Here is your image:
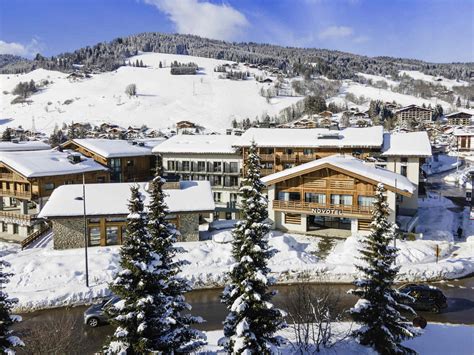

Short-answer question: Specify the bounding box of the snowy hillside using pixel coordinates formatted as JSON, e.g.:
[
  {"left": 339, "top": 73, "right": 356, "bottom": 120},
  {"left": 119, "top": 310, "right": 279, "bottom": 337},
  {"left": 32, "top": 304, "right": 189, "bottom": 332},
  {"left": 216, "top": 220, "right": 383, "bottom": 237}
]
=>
[{"left": 0, "top": 53, "right": 301, "bottom": 133}]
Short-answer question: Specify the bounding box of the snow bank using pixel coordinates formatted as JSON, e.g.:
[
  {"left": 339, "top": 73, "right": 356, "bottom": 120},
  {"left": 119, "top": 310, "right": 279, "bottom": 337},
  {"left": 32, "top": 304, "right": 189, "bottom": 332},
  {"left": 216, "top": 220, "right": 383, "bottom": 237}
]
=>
[
  {"left": 202, "top": 322, "right": 474, "bottom": 354},
  {"left": 422, "top": 154, "right": 462, "bottom": 176}
]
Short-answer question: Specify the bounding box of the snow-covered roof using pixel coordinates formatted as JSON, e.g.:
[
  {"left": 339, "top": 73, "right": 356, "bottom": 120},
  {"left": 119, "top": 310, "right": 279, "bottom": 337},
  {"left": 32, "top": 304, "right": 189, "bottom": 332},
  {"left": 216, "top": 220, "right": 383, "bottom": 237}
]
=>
[
  {"left": 153, "top": 134, "right": 239, "bottom": 154},
  {"left": 0, "top": 150, "right": 108, "bottom": 178},
  {"left": 0, "top": 140, "right": 51, "bottom": 152},
  {"left": 70, "top": 139, "right": 165, "bottom": 158},
  {"left": 395, "top": 104, "right": 433, "bottom": 113},
  {"left": 261, "top": 155, "right": 414, "bottom": 195},
  {"left": 39, "top": 181, "right": 215, "bottom": 218},
  {"left": 233, "top": 126, "right": 384, "bottom": 148},
  {"left": 445, "top": 111, "right": 473, "bottom": 118},
  {"left": 382, "top": 132, "right": 432, "bottom": 157},
  {"left": 453, "top": 127, "right": 474, "bottom": 136}
]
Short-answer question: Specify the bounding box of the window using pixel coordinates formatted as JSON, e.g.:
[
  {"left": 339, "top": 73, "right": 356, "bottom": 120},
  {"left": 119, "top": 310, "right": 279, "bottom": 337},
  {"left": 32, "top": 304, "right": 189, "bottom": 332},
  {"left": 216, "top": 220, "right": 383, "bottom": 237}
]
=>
[
  {"left": 97, "top": 177, "right": 106, "bottom": 183},
  {"left": 284, "top": 148, "right": 293, "bottom": 155},
  {"left": 88, "top": 227, "right": 101, "bottom": 246},
  {"left": 2, "top": 224, "right": 7, "bottom": 232},
  {"left": 167, "top": 160, "right": 176, "bottom": 171},
  {"left": 126, "top": 160, "right": 134, "bottom": 167},
  {"left": 225, "top": 212, "right": 232, "bottom": 220},
  {"left": 88, "top": 218, "right": 100, "bottom": 223},
  {"left": 260, "top": 148, "right": 273, "bottom": 155},
  {"left": 44, "top": 183, "right": 55, "bottom": 191},
  {"left": 106, "top": 226, "right": 119, "bottom": 245},
  {"left": 213, "top": 162, "right": 222, "bottom": 172},
  {"left": 121, "top": 225, "right": 127, "bottom": 241},
  {"left": 210, "top": 175, "right": 221, "bottom": 186},
  {"left": 229, "top": 162, "right": 238, "bottom": 173},
  {"left": 400, "top": 165, "right": 407, "bottom": 177},
  {"left": 106, "top": 217, "right": 126, "bottom": 222},
  {"left": 13, "top": 224, "right": 19, "bottom": 234},
  {"left": 181, "top": 175, "right": 190, "bottom": 181},
  {"left": 181, "top": 161, "right": 190, "bottom": 171},
  {"left": 401, "top": 157, "right": 408, "bottom": 163},
  {"left": 278, "top": 192, "right": 300, "bottom": 201},
  {"left": 109, "top": 158, "right": 122, "bottom": 182},
  {"left": 358, "top": 196, "right": 376, "bottom": 207},
  {"left": 283, "top": 163, "right": 295, "bottom": 169},
  {"left": 303, "top": 149, "right": 314, "bottom": 156},
  {"left": 213, "top": 192, "right": 222, "bottom": 202},
  {"left": 224, "top": 176, "right": 239, "bottom": 187},
  {"left": 331, "top": 194, "right": 353, "bottom": 206},
  {"left": 213, "top": 212, "right": 220, "bottom": 221},
  {"left": 230, "top": 193, "right": 238, "bottom": 202},
  {"left": 305, "top": 193, "right": 326, "bottom": 204},
  {"left": 197, "top": 161, "right": 206, "bottom": 172}
]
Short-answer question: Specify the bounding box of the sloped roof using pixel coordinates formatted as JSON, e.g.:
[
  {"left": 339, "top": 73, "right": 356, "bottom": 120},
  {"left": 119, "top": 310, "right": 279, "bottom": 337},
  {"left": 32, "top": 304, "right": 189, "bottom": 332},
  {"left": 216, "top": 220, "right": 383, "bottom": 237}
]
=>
[
  {"left": 261, "top": 154, "right": 414, "bottom": 196},
  {"left": 153, "top": 134, "right": 239, "bottom": 154},
  {"left": 0, "top": 141, "right": 51, "bottom": 152},
  {"left": 0, "top": 150, "right": 108, "bottom": 178},
  {"left": 382, "top": 132, "right": 432, "bottom": 157},
  {"left": 69, "top": 139, "right": 164, "bottom": 158},
  {"left": 38, "top": 181, "right": 215, "bottom": 218}
]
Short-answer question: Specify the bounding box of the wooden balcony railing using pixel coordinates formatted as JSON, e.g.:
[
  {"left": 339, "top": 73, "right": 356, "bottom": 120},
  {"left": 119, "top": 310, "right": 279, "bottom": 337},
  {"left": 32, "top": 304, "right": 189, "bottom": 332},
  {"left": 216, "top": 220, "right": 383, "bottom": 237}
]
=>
[
  {"left": 0, "top": 210, "right": 37, "bottom": 222},
  {"left": 0, "top": 173, "right": 28, "bottom": 182},
  {"left": 260, "top": 168, "right": 275, "bottom": 176},
  {"left": 279, "top": 154, "right": 298, "bottom": 162},
  {"left": 21, "top": 222, "right": 51, "bottom": 250},
  {"left": 299, "top": 154, "right": 319, "bottom": 163},
  {"left": 272, "top": 200, "right": 373, "bottom": 217},
  {"left": 0, "top": 189, "right": 32, "bottom": 199},
  {"left": 259, "top": 154, "right": 275, "bottom": 161}
]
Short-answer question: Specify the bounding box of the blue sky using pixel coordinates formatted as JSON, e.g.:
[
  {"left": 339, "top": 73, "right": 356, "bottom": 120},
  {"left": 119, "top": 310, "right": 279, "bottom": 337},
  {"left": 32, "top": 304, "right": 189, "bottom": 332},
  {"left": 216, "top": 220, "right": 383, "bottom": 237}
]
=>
[{"left": 0, "top": 0, "right": 473, "bottom": 63}]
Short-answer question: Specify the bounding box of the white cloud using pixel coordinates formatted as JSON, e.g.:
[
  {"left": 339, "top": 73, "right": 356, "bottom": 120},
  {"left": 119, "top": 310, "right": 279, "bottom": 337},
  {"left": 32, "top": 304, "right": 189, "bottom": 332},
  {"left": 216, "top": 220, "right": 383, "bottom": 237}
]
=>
[
  {"left": 144, "top": 0, "right": 249, "bottom": 41},
  {"left": 0, "top": 38, "right": 43, "bottom": 57},
  {"left": 318, "top": 26, "right": 354, "bottom": 40}
]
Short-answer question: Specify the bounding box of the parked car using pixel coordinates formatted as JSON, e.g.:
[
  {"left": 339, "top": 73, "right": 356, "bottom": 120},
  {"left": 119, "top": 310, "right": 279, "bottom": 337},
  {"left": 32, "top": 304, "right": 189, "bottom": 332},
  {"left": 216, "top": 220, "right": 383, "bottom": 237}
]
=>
[
  {"left": 84, "top": 296, "right": 120, "bottom": 327},
  {"left": 398, "top": 284, "right": 448, "bottom": 313}
]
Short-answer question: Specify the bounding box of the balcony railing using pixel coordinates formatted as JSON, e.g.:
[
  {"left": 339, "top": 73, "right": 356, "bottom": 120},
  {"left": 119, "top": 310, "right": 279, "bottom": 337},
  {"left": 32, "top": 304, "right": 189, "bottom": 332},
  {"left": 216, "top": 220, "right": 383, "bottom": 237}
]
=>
[
  {"left": 0, "top": 210, "right": 38, "bottom": 221},
  {"left": 272, "top": 200, "right": 373, "bottom": 217},
  {"left": 279, "top": 154, "right": 298, "bottom": 162},
  {"left": 259, "top": 154, "right": 275, "bottom": 161},
  {"left": 0, "top": 189, "right": 32, "bottom": 199},
  {"left": 260, "top": 168, "right": 275, "bottom": 176},
  {"left": 299, "top": 154, "right": 319, "bottom": 163}
]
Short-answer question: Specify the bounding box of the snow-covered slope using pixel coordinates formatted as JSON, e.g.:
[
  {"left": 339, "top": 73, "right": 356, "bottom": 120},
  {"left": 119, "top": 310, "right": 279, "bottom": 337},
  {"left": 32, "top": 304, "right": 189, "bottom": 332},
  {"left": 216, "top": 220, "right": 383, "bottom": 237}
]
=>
[
  {"left": 400, "top": 70, "right": 469, "bottom": 89},
  {"left": 0, "top": 53, "right": 301, "bottom": 133}
]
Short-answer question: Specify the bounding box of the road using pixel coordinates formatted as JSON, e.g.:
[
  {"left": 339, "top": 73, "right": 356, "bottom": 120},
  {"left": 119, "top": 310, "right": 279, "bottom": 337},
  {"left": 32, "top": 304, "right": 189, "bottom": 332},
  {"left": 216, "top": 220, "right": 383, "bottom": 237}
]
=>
[{"left": 14, "top": 277, "right": 474, "bottom": 354}]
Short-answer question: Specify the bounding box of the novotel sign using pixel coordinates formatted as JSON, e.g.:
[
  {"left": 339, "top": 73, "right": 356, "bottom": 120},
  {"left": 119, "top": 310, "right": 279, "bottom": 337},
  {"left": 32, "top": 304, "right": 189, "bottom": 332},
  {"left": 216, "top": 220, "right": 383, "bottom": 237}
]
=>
[{"left": 311, "top": 208, "right": 343, "bottom": 216}]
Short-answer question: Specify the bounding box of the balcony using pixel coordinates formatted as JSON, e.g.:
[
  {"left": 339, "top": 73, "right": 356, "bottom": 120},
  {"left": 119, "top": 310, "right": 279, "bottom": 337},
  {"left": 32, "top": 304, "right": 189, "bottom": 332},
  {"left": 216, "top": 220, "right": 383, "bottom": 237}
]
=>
[
  {"left": 0, "top": 189, "right": 32, "bottom": 199},
  {"left": 298, "top": 154, "right": 319, "bottom": 163},
  {"left": 259, "top": 154, "right": 275, "bottom": 161},
  {"left": 272, "top": 200, "right": 373, "bottom": 218},
  {"left": 260, "top": 168, "right": 275, "bottom": 176},
  {"left": 279, "top": 154, "right": 298, "bottom": 163}
]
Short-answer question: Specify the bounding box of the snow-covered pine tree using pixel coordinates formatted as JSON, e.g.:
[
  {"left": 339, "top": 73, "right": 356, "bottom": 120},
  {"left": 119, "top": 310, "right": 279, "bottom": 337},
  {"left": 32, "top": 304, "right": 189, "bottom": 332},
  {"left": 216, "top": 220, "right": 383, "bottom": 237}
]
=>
[
  {"left": 103, "top": 185, "right": 163, "bottom": 354},
  {"left": 220, "top": 141, "right": 286, "bottom": 354},
  {"left": 0, "top": 259, "right": 23, "bottom": 353},
  {"left": 349, "top": 183, "right": 419, "bottom": 355},
  {"left": 146, "top": 173, "right": 206, "bottom": 352}
]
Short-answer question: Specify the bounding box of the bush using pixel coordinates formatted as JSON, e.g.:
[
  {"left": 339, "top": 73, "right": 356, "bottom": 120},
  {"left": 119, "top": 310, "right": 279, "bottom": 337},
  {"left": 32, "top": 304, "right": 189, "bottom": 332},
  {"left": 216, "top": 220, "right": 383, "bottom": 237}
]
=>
[
  {"left": 125, "top": 83, "right": 137, "bottom": 96},
  {"left": 11, "top": 96, "right": 32, "bottom": 105},
  {"left": 63, "top": 99, "right": 74, "bottom": 105}
]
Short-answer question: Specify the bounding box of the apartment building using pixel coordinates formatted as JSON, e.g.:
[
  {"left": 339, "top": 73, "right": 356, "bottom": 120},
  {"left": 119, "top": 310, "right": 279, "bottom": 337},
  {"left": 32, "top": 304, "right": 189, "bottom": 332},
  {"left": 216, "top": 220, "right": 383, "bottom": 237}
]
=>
[
  {"left": 153, "top": 134, "right": 242, "bottom": 220},
  {"left": 0, "top": 149, "right": 109, "bottom": 240},
  {"left": 395, "top": 104, "right": 433, "bottom": 127},
  {"left": 62, "top": 138, "right": 164, "bottom": 182},
  {"left": 445, "top": 112, "right": 473, "bottom": 126}
]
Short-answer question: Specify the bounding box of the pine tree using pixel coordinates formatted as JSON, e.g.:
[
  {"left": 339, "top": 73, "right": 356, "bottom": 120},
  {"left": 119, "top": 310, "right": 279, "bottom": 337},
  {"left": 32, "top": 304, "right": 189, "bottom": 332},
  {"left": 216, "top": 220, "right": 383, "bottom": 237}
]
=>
[
  {"left": 1, "top": 128, "right": 12, "bottom": 142},
  {"left": 456, "top": 96, "right": 462, "bottom": 107},
  {"left": 146, "top": 172, "right": 206, "bottom": 352},
  {"left": 104, "top": 186, "right": 163, "bottom": 354},
  {"left": 220, "top": 141, "right": 286, "bottom": 354},
  {"left": 0, "top": 259, "right": 24, "bottom": 353},
  {"left": 349, "top": 183, "right": 419, "bottom": 355},
  {"left": 67, "top": 123, "right": 77, "bottom": 140}
]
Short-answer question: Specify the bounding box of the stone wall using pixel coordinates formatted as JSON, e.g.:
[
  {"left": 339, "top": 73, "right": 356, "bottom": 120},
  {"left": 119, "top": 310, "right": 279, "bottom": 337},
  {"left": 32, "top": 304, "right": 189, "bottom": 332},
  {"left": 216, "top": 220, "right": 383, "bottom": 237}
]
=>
[
  {"left": 53, "top": 218, "right": 84, "bottom": 250},
  {"left": 177, "top": 213, "right": 199, "bottom": 242}
]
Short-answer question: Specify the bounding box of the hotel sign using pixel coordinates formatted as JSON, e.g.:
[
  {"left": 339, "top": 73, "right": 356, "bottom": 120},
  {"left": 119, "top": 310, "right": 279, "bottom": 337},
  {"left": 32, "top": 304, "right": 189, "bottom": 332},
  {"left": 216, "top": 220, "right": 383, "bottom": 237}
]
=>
[{"left": 311, "top": 208, "right": 343, "bottom": 216}]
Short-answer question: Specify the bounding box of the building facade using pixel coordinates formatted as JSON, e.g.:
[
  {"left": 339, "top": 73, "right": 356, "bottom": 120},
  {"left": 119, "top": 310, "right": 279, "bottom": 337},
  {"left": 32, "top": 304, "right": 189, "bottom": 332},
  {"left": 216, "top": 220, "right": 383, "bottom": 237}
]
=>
[
  {"left": 395, "top": 105, "right": 433, "bottom": 127},
  {"left": 153, "top": 135, "right": 242, "bottom": 220},
  {"left": 38, "top": 181, "right": 215, "bottom": 249},
  {"left": 446, "top": 112, "right": 473, "bottom": 126},
  {"left": 454, "top": 127, "right": 474, "bottom": 151},
  {"left": 62, "top": 138, "right": 164, "bottom": 182},
  {"left": 0, "top": 150, "right": 109, "bottom": 240}
]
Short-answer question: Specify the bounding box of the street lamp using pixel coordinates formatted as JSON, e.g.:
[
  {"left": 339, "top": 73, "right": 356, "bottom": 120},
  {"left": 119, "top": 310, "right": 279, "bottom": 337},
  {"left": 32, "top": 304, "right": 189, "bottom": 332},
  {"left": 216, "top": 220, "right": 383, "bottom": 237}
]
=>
[{"left": 74, "top": 173, "right": 89, "bottom": 288}]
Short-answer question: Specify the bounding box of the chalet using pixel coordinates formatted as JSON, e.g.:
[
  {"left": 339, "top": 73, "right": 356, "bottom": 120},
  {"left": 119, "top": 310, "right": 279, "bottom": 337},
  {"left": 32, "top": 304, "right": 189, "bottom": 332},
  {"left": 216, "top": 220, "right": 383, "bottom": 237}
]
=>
[
  {"left": 176, "top": 121, "right": 196, "bottom": 130},
  {"left": 445, "top": 112, "right": 473, "bottom": 126},
  {"left": 262, "top": 155, "right": 414, "bottom": 237},
  {"left": 153, "top": 134, "right": 242, "bottom": 220},
  {"left": 62, "top": 138, "right": 165, "bottom": 182},
  {"left": 0, "top": 150, "right": 109, "bottom": 241},
  {"left": 395, "top": 105, "right": 433, "bottom": 127},
  {"left": 319, "top": 111, "right": 333, "bottom": 118},
  {"left": 39, "top": 181, "right": 215, "bottom": 249},
  {"left": 453, "top": 127, "right": 474, "bottom": 151}
]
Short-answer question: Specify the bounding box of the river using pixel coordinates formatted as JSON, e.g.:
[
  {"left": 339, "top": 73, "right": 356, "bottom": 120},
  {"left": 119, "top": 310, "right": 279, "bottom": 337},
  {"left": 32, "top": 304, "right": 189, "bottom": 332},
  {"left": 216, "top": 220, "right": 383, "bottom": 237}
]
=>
[{"left": 14, "top": 277, "right": 474, "bottom": 354}]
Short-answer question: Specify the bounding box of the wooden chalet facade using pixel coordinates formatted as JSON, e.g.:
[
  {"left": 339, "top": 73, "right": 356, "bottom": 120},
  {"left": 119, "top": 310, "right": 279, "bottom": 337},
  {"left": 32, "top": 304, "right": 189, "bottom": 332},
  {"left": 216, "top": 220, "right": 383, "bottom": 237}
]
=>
[
  {"left": 262, "top": 155, "right": 414, "bottom": 236},
  {"left": 446, "top": 112, "right": 472, "bottom": 126},
  {"left": 63, "top": 139, "right": 160, "bottom": 182},
  {"left": 395, "top": 105, "right": 433, "bottom": 127}
]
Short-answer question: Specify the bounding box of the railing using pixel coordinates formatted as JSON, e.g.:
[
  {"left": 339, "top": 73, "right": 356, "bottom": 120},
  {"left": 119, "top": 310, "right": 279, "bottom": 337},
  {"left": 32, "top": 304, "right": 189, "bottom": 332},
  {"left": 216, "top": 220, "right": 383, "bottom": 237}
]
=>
[
  {"left": 261, "top": 168, "right": 275, "bottom": 176},
  {"left": 259, "top": 154, "right": 275, "bottom": 161},
  {"left": 0, "top": 210, "right": 37, "bottom": 222},
  {"left": 279, "top": 154, "right": 298, "bottom": 162},
  {"left": 272, "top": 200, "right": 373, "bottom": 217},
  {"left": 21, "top": 222, "right": 52, "bottom": 250},
  {"left": 299, "top": 154, "right": 319, "bottom": 163},
  {"left": 0, "top": 189, "right": 32, "bottom": 199}
]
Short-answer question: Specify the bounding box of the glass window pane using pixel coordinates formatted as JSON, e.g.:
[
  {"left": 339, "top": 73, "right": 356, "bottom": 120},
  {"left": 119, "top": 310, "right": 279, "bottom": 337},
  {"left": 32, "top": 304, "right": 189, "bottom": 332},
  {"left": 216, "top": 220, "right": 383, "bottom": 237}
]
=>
[
  {"left": 89, "top": 227, "right": 101, "bottom": 246},
  {"left": 106, "top": 226, "right": 119, "bottom": 245}
]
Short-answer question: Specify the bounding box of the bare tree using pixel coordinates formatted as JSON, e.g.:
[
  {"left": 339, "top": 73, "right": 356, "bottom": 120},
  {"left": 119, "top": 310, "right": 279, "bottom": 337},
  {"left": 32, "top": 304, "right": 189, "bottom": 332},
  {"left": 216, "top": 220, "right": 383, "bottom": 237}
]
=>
[{"left": 283, "top": 274, "right": 351, "bottom": 353}]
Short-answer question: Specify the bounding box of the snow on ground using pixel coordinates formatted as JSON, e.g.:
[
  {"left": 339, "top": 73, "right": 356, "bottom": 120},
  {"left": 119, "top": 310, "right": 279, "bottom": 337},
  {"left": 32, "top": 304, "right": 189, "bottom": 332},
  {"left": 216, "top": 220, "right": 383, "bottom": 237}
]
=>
[
  {"left": 422, "top": 154, "right": 462, "bottom": 176},
  {"left": 399, "top": 70, "right": 469, "bottom": 90},
  {"left": 202, "top": 322, "right": 474, "bottom": 354},
  {"left": 356, "top": 72, "right": 399, "bottom": 88},
  {"left": 444, "top": 166, "right": 473, "bottom": 189},
  {"left": 0, "top": 53, "right": 302, "bottom": 133}
]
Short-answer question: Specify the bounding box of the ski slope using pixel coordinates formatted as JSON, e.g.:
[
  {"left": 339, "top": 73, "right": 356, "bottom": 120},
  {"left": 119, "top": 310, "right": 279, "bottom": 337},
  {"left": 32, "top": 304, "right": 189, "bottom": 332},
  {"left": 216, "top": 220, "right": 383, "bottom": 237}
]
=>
[{"left": 0, "top": 53, "right": 301, "bottom": 133}]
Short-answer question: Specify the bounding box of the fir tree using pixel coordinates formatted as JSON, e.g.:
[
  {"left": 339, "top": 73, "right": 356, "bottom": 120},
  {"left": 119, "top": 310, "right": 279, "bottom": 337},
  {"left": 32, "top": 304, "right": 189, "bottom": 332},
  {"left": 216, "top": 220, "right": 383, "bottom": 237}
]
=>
[
  {"left": 145, "top": 172, "right": 206, "bottom": 352},
  {"left": 104, "top": 186, "right": 163, "bottom": 354},
  {"left": 0, "top": 259, "right": 24, "bottom": 353},
  {"left": 349, "top": 183, "right": 419, "bottom": 355},
  {"left": 456, "top": 96, "right": 462, "bottom": 107},
  {"left": 1, "top": 128, "right": 12, "bottom": 142},
  {"left": 220, "top": 141, "right": 286, "bottom": 354}
]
